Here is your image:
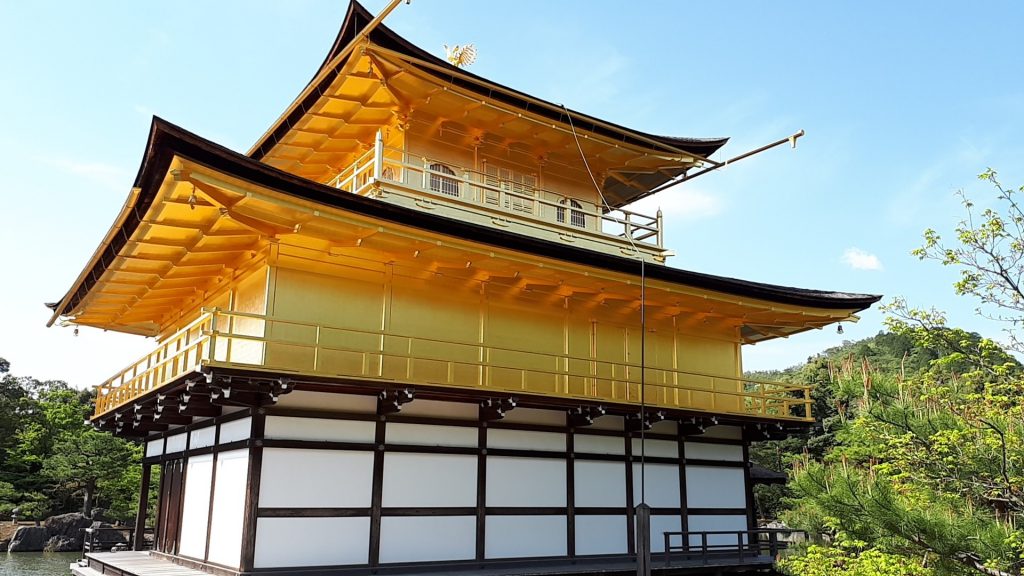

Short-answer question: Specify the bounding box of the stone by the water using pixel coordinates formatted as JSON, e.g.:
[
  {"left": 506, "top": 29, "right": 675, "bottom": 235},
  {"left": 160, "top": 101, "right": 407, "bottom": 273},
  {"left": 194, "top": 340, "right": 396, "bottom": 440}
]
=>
[
  {"left": 44, "top": 535, "right": 79, "bottom": 552},
  {"left": 0, "top": 539, "right": 8, "bottom": 553},
  {"left": 89, "top": 521, "right": 128, "bottom": 547},
  {"left": 8, "top": 525, "right": 49, "bottom": 552},
  {"left": 45, "top": 513, "right": 93, "bottom": 540}
]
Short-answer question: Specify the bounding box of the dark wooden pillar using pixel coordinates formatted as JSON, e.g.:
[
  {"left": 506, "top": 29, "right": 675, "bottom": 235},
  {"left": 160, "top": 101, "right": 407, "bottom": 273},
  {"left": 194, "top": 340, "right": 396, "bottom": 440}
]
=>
[
  {"left": 635, "top": 502, "right": 651, "bottom": 576},
  {"left": 475, "top": 418, "right": 487, "bottom": 563},
  {"left": 742, "top": 441, "right": 756, "bottom": 532},
  {"left": 368, "top": 415, "right": 387, "bottom": 567},
  {"left": 133, "top": 463, "right": 152, "bottom": 551},
  {"left": 239, "top": 409, "right": 266, "bottom": 573},
  {"left": 624, "top": 431, "right": 636, "bottom": 556}
]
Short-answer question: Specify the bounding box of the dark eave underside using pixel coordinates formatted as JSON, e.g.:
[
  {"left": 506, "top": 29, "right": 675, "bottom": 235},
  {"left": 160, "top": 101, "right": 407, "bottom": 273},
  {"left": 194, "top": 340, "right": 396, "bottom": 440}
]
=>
[
  {"left": 249, "top": 1, "right": 728, "bottom": 170},
  {"left": 49, "top": 117, "right": 880, "bottom": 320}
]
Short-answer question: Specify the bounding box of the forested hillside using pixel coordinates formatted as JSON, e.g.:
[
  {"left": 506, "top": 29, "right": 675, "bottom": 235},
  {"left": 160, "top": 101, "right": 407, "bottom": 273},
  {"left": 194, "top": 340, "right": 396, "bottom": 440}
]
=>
[{"left": 761, "top": 171, "right": 1024, "bottom": 576}]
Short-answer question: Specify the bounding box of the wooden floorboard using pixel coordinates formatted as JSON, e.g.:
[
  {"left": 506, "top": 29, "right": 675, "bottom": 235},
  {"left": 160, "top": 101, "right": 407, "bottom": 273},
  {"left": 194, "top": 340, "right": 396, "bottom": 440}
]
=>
[
  {"left": 84, "top": 552, "right": 210, "bottom": 576},
  {"left": 83, "top": 551, "right": 772, "bottom": 576}
]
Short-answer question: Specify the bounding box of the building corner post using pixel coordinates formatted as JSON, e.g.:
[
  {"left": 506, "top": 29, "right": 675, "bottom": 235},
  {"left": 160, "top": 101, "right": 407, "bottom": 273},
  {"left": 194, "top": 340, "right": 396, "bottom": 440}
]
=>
[
  {"left": 133, "top": 463, "right": 152, "bottom": 551},
  {"left": 636, "top": 502, "right": 651, "bottom": 576}
]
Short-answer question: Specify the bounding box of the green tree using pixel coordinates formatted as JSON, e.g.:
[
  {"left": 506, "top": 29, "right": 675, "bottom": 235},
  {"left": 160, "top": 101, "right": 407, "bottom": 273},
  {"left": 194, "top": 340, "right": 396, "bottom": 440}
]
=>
[
  {"left": 780, "top": 535, "right": 935, "bottom": 576},
  {"left": 784, "top": 172, "right": 1024, "bottom": 576},
  {"left": 42, "top": 429, "right": 140, "bottom": 518}
]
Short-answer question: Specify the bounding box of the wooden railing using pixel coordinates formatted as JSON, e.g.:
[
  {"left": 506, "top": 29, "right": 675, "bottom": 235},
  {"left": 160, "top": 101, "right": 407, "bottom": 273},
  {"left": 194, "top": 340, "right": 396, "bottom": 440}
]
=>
[
  {"left": 661, "top": 529, "right": 805, "bottom": 567},
  {"left": 93, "top": 309, "right": 812, "bottom": 421},
  {"left": 327, "top": 131, "right": 664, "bottom": 251}
]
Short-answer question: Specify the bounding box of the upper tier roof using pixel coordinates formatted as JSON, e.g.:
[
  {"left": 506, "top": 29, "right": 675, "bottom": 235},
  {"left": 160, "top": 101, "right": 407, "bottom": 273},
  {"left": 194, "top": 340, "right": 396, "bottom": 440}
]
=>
[
  {"left": 47, "top": 117, "right": 880, "bottom": 335},
  {"left": 247, "top": 0, "right": 729, "bottom": 208}
]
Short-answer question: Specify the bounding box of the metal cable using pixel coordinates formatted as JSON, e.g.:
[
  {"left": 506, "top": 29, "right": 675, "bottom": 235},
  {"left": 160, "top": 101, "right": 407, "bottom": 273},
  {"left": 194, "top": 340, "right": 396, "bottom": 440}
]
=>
[{"left": 561, "top": 104, "right": 649, "bottom": 504}]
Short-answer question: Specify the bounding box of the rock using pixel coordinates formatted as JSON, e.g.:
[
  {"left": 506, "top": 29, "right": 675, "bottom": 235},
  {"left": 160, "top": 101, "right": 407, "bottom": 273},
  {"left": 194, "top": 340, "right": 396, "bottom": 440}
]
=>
[
  {"left": 88, "top": 521, "right": 128, "bottom": 548},
  {"left": 44, "top": 535, "right": 79, "bottom": 552},
  {"left": 45, "top": 513, "right": 93, "bottom": 539},
  {"left": 8, "top": 526, "right": 49, "bottom": 552},
  {"left": 0, "top": 539, "right": 8, "bottom": 553}
]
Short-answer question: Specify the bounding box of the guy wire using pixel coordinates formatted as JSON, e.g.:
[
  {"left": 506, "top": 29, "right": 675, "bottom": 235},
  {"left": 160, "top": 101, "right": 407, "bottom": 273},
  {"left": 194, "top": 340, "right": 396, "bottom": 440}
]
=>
[{"left": 561, "top": 104, "right": 648, "bottom": 505}]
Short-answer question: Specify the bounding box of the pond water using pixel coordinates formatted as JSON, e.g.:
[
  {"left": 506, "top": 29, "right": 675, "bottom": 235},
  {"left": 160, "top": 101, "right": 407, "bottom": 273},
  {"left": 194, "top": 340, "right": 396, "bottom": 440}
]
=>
[{"left": 0, "top": 553, "right": 79, "bottom": 575}]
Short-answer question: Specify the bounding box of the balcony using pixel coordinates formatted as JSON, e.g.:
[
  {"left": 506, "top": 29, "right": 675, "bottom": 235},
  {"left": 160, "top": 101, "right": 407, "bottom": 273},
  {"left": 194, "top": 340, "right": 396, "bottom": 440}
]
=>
[
  {"left": 93, "top": 309, "right": 812, "bottom": 422},
  {"left": 327, "top": 133, "right": 668, "bottom": 261}
]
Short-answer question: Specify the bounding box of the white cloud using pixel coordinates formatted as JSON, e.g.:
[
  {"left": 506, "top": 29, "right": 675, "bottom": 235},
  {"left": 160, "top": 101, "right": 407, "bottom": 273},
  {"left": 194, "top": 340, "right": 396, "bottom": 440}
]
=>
[
  {"left": 624, "top": 186, "right": 723, "bottom": 221},
  {"left": 841, "top": 247, "right": 883, "bottom": 271},
  {"left": 48, "top": 158, "right": 131, "bottom": 192}
]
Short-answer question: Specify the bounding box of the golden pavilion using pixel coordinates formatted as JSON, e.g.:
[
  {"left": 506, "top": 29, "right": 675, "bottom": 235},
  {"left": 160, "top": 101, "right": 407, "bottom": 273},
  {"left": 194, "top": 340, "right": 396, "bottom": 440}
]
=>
[{"left": 54, "top": 2, "right": 879, "bottom": 575}]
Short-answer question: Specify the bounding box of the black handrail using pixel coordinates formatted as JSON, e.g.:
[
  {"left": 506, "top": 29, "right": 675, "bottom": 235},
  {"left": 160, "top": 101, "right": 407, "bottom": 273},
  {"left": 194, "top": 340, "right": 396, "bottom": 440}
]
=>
[
  {"left": 661, "top": 529, "right": 806, "bottom": 567},
  {"left": 82, "top": 526, "right": 154, "bottom": 556}
]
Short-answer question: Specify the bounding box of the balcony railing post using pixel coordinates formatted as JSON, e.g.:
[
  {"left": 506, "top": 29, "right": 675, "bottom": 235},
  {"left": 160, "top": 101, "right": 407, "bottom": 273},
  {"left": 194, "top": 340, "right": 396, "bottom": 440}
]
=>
[
  {"left": 373, "top": 130, "right": 384, "bottom": 181},
  {"left": 209, "top": 309, "right": 219, "bottom": 363},
  {"left": 656, "top": 209, "right": 664, "bottom": 248}
]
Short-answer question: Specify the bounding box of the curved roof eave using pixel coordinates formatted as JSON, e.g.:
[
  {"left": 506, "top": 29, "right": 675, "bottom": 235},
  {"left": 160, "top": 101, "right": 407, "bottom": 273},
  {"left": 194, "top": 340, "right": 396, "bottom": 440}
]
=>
[
  {"left": 249, "top": 0, "right": 729, "bottom": 164},
  {"left": 48, "top": 117, "right": 881, "bottom": 324}
]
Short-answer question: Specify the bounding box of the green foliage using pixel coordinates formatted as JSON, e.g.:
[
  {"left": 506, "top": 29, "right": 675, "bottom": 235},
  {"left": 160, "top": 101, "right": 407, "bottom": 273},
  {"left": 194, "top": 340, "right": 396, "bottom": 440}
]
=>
[
  {"left": 780, "top": 536, "right": 935, "bottom": 576},
  {"left": 43, "top": 429, "right": 140, "bottom": 517},
  {"left": 912, "top": 169, "right": 1024, "bottom": 353},
  {"left": 0, "top": 356, "right": 142, "bottom": 522},
  {"left": 760, "top": 172, "right": 1024, "bottom": 576}
]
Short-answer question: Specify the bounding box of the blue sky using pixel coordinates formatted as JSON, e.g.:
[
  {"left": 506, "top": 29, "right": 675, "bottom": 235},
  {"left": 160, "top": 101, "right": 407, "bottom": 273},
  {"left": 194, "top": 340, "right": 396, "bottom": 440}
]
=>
[{"left": 2, "top": 1, "right": 1023, "bottom": 387}]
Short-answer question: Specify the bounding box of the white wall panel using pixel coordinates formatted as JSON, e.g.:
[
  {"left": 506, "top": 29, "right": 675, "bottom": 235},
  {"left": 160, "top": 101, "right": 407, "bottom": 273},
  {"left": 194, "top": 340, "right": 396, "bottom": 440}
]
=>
[
  {"left": 207, "top": 449, "right": 248, "bottom": 568},
  {"left": 145, "top": 439, "right": 164, "bottom": 458},
  {"left": 575, "top": 515, "right": 627, "bottom": 555},
  {"left": 500, "top": 407, "right": 565, "bottom": 426},
  {"left": 219, "top": 417, "right": 252, "bottom": 444},
  {"left": 698, "top": 426, "right": 742, "bottom": 440},
  {"left": 398, "top": 399, "right": 477, "bottom": 420},
  {"left": 632, "top": 463, "right": 680, "bottom": 508},
  {"left": 274, "top": 391, "right": 377, "bottom": 413},
  {"left": 386, "top": 423, "right": 477, "bottom": 448},
  {"left": 189, "top": 426, "right": 216, "bottom": 450},
  {"left": 260, "top": 449, "right": 373, "bottom": 508},
  {"left": 684, "top": 442, "right": 744, "bottom": 462},
  {"left": 383, "top": 453, "right": 476, "bottom": 507},
  {"left": 687, "top": 514, "right": 748, "bottom": 546},
  {"left": 631, "top": 438, "right": 677, "bottom": 458},
  {"left": 165, "top": 433, "right": 187, "bottom": 454},
  {"left": 573, "top": 461, "right": 625, "bottom": 507},
  {"left": 589, "top": 415, "right": 624, "bottom": 431},
  {"left": 649, "top": 515, "right": 681, "bottom": 553},
  {"left": 574, "top": 434, "right": 624, "bottom": 455},
  {"left": 651, "top": 420, "right": 678, "bottom": 435},
  {"left": 487, "top": 457, "right": 565, "bottom": 507},
  {"left": 254, "top": 517, "right": 370, "bottom": 568},
  {"left": 486, "top": 516, "right": 567, "bottom": 558},
  {"left": 685, "top": 466, "right": 747, "bottom": 508},
  {"left": 379, "top": 516, "right": 476, "bottom": 563},
  {"left": 488, "top": 429, "right": 565, "bottom": 452},
  {"left": 265, "top": 416, "right": 375, "bottom": 443},
  {"left": 178, "top": 455, "right": 213, "bottom": 560}
]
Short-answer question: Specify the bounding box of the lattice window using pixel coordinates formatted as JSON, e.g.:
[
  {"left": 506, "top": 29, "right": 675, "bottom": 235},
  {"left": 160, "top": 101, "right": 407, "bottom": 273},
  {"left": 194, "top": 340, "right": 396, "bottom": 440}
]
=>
[
  {"left": 557, "top": 198, "right": 586, "bottom": 228},
  {"left": 483, "top": 163, "right": 536, "bottom": 214},
  {"left": 428, "top": 163, "right": 459, "bottom": 197}
]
